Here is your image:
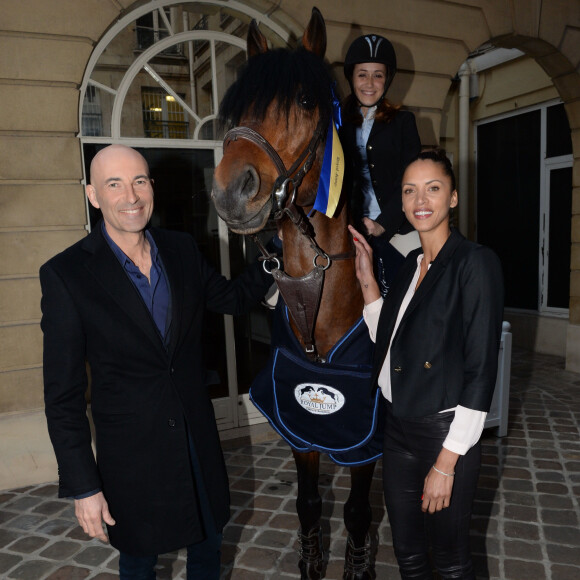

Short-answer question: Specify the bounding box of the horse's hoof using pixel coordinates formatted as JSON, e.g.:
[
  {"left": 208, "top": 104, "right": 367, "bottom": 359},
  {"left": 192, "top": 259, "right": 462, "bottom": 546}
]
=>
[
  {"left": 299, "top": 560, "right": 324, "bottom": 580},
  {"left": 298, "top": 526, "right": 325, "bottom": 579},
  {"left": 343, "top": 534, "right": 375, "bottom": 580}
]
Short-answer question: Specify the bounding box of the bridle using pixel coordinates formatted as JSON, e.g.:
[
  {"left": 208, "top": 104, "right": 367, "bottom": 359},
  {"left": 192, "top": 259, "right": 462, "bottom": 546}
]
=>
[
  {"left": 223, "top": 117, "right": 327, "bottom": 217},
  {"left": 222, "top": 115, "right": 353, "bottom": 362}
]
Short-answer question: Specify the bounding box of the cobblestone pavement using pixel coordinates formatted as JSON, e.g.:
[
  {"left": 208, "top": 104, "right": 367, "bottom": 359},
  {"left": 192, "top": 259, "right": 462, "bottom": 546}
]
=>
[{"left": 0, "top": 347, "right": 579, "bottom": 579}]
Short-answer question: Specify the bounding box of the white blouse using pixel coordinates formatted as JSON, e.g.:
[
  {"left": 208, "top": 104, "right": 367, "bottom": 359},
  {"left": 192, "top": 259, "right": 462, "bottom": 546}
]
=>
[{"left": 363, "top": 254, "right": 486, "bottom": 455}]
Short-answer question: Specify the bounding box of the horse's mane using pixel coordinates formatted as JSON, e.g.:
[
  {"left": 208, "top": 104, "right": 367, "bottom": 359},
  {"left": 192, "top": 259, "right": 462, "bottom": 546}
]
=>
[{"left": 219, "top": 47, "right": 334, "bottom": 128}]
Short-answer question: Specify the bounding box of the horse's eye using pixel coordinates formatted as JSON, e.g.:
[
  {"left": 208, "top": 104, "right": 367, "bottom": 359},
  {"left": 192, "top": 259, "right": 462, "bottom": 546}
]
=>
[{"left": 298, "top": 92, "right": 316, "bottom": 110}]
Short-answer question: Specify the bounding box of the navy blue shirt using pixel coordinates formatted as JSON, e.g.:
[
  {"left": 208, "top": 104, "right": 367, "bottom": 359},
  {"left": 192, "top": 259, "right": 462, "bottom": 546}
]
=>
[{"left": 102, "top": 222, "right": 171, "bottom": 341}]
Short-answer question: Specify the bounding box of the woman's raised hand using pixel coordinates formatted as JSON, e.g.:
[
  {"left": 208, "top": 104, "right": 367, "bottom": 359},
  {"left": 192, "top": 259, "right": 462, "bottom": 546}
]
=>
[{"left": 349, "top": 225, "right": 381, "bottom": 304}]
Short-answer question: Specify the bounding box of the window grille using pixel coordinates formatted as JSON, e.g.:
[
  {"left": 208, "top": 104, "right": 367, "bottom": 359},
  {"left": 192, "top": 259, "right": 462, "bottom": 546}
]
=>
[
  {"left": 193, "top": 16, "right": 209, "bottom": 53},
  {"left": 135, "top": 10, "right": 182, "bottom": 56},
  {"left": 220, "top": 11, "right": 233, "bottom": 29},
  {"left": 142, "top": 87, "right": 189, "bottom": 139},
  {"left": 82, "top": 85, "right": 103, "bottom": 137}
]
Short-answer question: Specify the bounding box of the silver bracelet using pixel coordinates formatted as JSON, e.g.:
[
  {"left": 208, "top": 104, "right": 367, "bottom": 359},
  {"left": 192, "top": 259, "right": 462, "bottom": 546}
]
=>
[{"left": 432, "top": 465, "right": 455, "bottom": 477}]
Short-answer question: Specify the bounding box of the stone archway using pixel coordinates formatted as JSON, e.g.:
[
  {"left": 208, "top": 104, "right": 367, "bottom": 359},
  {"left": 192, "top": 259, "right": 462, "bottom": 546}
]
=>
[{"left": 486, "top": 34, "right": 580, "bottom": 372}]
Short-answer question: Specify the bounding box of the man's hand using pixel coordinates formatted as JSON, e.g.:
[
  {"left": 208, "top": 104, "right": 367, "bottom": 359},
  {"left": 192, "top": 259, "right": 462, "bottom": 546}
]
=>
[
  {"left": 362, "top": 217, "right": 386, "bottom": 237},
  {"left": 74, "top": 492, "right": 115, "bottom": 542}
]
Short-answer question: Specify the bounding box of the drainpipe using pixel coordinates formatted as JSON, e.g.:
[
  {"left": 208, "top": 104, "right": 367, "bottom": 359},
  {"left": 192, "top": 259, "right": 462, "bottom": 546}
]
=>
[{"left": 458, "top": 61, "right": 471, "bottom": 236}]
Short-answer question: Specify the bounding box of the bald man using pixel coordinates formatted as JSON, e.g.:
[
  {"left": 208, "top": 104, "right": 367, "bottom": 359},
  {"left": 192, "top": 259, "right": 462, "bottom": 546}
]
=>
[{"left": 40, "top": 145, "right": 271, "bottom": 579}]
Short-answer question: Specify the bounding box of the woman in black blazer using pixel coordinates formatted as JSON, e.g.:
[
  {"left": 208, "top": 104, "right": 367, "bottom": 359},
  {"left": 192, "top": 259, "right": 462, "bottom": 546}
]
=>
[
  {"left": 340, "top": 34, "right": 421, "bottom": 294},
  {"left": 349, "top": 150, "right": 504, "bottom": 579}
]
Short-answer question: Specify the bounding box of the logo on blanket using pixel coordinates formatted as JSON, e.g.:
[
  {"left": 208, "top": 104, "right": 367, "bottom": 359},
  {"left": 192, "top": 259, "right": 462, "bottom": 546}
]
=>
[{"left": 294, "top": 383, "right": 345, "bottom": 415}]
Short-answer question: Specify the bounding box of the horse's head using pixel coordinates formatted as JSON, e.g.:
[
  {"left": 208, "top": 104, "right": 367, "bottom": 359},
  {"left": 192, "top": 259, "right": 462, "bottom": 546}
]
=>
[{"left": 211, "top": 8, "right": 332, "bottom": 234}]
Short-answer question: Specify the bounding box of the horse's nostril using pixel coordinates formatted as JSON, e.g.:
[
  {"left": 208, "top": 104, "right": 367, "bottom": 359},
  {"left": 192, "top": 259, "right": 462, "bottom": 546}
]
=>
[{"left": 240, "top": 165, "right": 260, "bottom": 200}]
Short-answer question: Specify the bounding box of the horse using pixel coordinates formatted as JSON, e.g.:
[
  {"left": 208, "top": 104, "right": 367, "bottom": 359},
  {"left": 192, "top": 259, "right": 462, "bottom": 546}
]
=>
[{"left": 212, "top": 8, "right": 379, "bottom": 580}]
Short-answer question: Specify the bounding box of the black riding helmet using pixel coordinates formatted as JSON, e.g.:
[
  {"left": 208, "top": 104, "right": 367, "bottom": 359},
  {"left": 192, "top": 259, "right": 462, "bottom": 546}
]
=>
[{"left": 344, "top": 35, "right": 397, "bottom": 103}]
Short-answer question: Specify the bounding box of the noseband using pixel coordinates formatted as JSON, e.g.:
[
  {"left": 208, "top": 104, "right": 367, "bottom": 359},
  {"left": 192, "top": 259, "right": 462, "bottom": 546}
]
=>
[{"left": 223, "top": 118, "right": 327, "bottom": 216}]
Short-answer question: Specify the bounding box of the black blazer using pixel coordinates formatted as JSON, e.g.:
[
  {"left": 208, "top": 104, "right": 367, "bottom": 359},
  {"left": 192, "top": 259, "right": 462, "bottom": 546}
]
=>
[
  {"left": 340, "top": 110, "right": 421, "bottom": 240},
  {"left": 372, "top": 229, "right": 504, "bottom": 418},
  {"left": 40, "top": 224, "right": 271, "bottom": 556}
]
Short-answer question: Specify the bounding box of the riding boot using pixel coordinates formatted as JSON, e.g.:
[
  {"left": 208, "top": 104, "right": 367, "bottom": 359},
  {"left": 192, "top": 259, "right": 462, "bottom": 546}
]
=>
[
  {"left": 298, "top": 526, "right": 324, "bottom": 579},
  {"left": 343, "top": 534, "right": 375, "bottom": 580}
]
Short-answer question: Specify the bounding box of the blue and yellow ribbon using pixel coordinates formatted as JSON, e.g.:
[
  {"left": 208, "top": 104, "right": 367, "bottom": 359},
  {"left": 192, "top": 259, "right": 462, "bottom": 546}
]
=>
[{"left": 312, "top": 122, "right": 344, "bottom": 218}]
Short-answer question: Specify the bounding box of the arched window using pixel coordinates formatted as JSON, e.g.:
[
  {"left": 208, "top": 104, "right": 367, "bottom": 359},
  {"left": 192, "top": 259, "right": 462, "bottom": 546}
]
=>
[{"left": 80, "top": 1, "right": 289, "bottom": 141}]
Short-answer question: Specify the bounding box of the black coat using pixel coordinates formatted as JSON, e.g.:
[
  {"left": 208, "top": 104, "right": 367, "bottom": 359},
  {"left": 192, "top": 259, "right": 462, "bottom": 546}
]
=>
[
  {"left": 340, "top": 110, "right": 421, "bottom": 240},
  {"left": 371, "top": 229, "right": 504, "bottom": 418},
  {"left": 40, "top": 224, "right": 271, "bottom": 556}
]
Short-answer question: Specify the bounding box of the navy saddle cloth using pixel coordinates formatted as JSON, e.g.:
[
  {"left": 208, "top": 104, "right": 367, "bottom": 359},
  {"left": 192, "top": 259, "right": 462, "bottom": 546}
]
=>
[{"left": 250, "top": 303, "right": 383, "bottom": 466}]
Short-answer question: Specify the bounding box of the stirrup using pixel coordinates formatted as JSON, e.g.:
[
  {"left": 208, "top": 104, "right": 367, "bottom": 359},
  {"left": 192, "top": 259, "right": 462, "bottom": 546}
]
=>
[
  {"left": 298, "top": 526, "right": 324, "bottom": 579},
  {"left": 343, "top": 534, "right": 375, "bottom": 580}
]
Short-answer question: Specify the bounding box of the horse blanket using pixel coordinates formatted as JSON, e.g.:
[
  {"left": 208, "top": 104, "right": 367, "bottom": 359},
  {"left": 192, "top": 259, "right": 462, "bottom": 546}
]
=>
[{"left": 250, "top": 302, "right": 383, "bottom": 465}]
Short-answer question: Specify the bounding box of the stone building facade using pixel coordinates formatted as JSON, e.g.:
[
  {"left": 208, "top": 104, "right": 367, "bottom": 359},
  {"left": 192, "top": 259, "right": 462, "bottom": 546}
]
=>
[{"left": 1, "top": 0, "right": 579, "bottom": 489}]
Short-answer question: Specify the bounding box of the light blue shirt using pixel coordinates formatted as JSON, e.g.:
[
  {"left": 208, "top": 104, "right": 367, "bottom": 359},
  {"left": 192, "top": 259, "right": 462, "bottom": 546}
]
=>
[{"left": 355, "top": 106, "right": 381, "bottom": 220}]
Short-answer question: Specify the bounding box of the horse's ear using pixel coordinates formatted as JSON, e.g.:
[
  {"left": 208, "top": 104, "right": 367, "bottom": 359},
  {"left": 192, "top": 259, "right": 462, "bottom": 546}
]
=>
[
  {"left": 302, "top": 7, "right": 326, "bottom": 59},
  {"left": 247, "top": 19, "right": 269, "bottom": 58}
]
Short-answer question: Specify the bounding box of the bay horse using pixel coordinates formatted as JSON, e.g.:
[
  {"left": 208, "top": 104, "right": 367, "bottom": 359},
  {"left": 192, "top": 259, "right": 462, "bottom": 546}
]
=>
[{"left": 212, "top": 8, "right": 378, "bottom": 579}]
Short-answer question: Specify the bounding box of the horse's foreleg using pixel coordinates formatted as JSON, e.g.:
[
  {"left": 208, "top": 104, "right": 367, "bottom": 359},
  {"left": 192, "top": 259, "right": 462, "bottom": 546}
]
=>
[
  {"left": 293, "top": 450, "right": 324, "bottom": 579},
  {"left": 344, "top": 461, "right": 376, "bottom": 544},
  {"left": 293, "top": 449, "right": 322, "bottom": 531},
  {"left": 343, "top": 461, "right": 377, "bottom": 580}
]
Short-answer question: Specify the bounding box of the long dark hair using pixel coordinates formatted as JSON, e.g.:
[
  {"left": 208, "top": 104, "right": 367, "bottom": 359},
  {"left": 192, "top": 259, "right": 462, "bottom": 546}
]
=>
[{"left": 341, "top": 93, "right": 401, "bottom": 126}]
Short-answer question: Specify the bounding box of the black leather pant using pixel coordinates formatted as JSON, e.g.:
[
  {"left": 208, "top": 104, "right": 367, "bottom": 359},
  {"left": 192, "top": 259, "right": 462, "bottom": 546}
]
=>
[{"left": 382, "top": 402, "right": 480, "bottom": 579}]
